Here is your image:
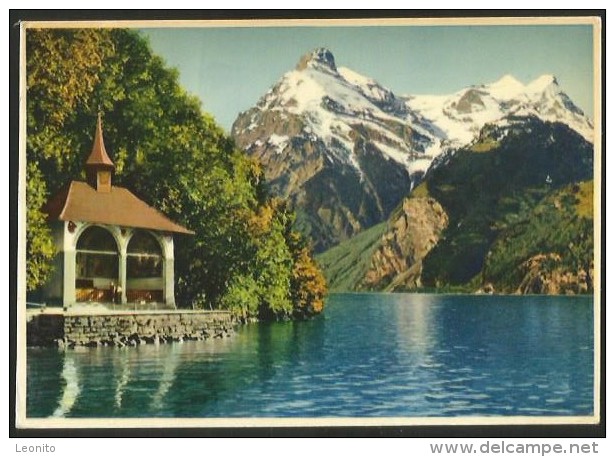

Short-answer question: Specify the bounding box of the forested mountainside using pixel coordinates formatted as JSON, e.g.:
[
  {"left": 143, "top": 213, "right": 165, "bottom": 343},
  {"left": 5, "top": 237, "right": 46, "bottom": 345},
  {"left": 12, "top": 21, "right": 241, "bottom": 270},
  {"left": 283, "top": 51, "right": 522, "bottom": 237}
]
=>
[{"left": 319, "top": 116, "right": 594, "bottom": 294}]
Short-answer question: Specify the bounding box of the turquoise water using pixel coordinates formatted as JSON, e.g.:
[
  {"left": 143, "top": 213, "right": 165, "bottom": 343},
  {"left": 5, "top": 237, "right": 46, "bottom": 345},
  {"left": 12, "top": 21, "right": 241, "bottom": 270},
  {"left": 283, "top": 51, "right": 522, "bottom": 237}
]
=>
[{"left": 26, "top": 293, "right": 594, "bottom": 418}]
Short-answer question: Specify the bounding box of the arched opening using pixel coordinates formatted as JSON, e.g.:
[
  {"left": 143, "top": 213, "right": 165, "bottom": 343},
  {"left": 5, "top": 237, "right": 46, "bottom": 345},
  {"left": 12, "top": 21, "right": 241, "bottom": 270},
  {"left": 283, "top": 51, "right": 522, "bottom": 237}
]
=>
[
  {"left": 126, "top": 231, "right": 164, "bottom": 303},
  {"left": 75, "top": 226, "right": 119, "bottom": 302}
]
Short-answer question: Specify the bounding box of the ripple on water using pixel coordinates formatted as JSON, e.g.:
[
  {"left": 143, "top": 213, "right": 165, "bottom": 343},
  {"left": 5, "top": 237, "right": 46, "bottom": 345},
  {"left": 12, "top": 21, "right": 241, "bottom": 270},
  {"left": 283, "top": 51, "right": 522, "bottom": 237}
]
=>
[{"left": 26, "top": 293, "right": 594, "bottom": 418}]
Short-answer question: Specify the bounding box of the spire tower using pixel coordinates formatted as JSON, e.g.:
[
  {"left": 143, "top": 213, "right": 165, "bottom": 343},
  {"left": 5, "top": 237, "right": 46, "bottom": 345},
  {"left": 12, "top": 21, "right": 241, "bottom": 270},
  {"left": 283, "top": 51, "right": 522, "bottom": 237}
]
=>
[{"left": 85, "top": 113, "right": 115, "bottom": 192}]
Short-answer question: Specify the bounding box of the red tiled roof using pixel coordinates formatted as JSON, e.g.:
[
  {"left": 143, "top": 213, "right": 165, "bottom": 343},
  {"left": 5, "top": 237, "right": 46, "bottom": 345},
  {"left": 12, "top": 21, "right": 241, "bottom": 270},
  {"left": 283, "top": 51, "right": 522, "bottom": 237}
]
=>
[{"left": 44, "top": 181, "right": 194, "bottom": 235}]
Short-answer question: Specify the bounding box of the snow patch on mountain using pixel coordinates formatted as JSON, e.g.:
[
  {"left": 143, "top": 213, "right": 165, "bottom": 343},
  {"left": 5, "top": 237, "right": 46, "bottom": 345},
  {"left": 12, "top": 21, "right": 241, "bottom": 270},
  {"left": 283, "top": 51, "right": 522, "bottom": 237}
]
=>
[
  {"left": 267, "top": 133, "right": 289, "bottom": 154},
  {"left": 241, "top": 48, "right": 438, "bottom": 178},
  {"left": 526, "top": 74, "right": 558, "bottom": 94},
  {"left": 406, "top": 73, "right": 593, "bottom": 145},
  {"left": 485, "top": 74, "right": 526, "bottom": 99},
  {"left": 237, "top": 48, "right": 593, "bottom": 196}
]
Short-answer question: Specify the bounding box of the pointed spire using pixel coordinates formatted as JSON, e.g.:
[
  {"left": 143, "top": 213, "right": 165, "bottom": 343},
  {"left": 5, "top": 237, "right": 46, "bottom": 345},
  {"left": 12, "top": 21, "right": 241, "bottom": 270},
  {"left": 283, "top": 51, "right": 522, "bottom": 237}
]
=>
[
  {"left": 86, "top": 113, "right": 115, "bottom": 169},
  {"left": 85, "top": 113, "right": 114, "bottom": 192}
]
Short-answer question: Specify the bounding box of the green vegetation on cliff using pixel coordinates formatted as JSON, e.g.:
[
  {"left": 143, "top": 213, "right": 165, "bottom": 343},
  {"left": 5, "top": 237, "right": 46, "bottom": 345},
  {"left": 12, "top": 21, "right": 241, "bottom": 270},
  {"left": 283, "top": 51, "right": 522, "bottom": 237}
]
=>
[
  {"left": 316, "top": 222, "right": 387, "bottom": 292},
  {"left": 319, "top": 116, "right": 594, "bottom": 294},
  {"left": 26, "top": 28, "right": 326, "bottom": 319},
  {"left": 421, "top": 117, "right": 593, "bottom": 292},
  {"left": 482, "top": 181, "right": 593, "bottom": 294}
]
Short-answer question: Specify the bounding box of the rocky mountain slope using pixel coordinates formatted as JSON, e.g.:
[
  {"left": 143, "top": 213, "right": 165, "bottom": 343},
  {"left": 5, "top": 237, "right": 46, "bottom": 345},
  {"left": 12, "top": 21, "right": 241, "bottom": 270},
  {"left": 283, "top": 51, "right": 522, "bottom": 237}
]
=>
[
  {"left": 232, "top": 48, "right": 444, "bottom": 251},
  {"left": 232, "top": 48, "right": 594, "bottom": 253},
  {"left": 319, "top": 116, "right": 594, "bottom": 294},
  {"left": 405, "top": 74, "right": 594, "bottom": 146}
]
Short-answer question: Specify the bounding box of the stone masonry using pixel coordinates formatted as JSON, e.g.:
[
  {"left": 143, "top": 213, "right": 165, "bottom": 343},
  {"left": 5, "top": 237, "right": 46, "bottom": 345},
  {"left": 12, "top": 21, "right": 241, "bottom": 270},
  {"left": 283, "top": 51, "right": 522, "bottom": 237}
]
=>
[{"left": 27, "top": 310, "right": 234, "bottom": 348}]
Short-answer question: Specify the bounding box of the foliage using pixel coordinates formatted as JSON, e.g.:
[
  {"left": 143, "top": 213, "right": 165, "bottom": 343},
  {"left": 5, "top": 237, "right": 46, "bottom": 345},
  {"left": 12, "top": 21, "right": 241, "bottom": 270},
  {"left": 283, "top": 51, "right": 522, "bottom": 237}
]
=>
[
  {"left": 469, "top": 137, "right": 500, "bottom": 153},
  {"left": 316, "top": 222, "right": 387, "bottom": 292},
  {"left": 27, "top": 29, "right": 116, "bottom": 190},
  {"left": 26, "top": 29, "right": 116, "bottom": 291},
  {"left": 288, "top": 231, "right": 327, "bottom": 318},
  {"left": 25, "top": 28, "right": 326, "bottom": 319},
  {"left": 218, "top": 198, "right": 327, "bottom": 320},
  {"left": 410, "top": 181, "right": 430, "bottom": 198},
  {"left": 25, "top": 161, "right": 56, "bottom": 290},
  {"left": 574, "top": 180, "right": 594, "bottom": 219},
  {"left": 317, "top": 117, "right": 595, "bottom": 295},
  {"left": 483, "top": 181, "right": 594, "bottom": 293},
  {"left": 421, "top": 117, "right": 593, "bottom": 291}
]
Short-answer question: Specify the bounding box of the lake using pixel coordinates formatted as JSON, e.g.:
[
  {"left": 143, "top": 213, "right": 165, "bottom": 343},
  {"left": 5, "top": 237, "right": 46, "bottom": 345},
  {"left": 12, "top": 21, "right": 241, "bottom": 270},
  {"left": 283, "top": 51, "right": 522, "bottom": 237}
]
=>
[{"left": 26, "top": 293, "right": 594, "bottom": 418}]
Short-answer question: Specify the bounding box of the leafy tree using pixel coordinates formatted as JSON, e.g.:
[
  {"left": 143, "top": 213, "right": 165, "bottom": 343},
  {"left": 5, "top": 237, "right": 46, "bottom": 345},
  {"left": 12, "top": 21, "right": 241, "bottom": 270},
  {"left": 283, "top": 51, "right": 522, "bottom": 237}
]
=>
[
  {"left": 27, "top": 29, "right": 116, "bottom": 190},
  {"left": 25, "top": 161, "right": 55, "bottom": 290},
  {"left": 288, "top": 231, "right": 327, "bottom": 318},
  {"left": 26, "top": 29, "right": 116, "bottom": 290},
  {"left": 25, "top": 28, "right": 326, "bottom": 318}
]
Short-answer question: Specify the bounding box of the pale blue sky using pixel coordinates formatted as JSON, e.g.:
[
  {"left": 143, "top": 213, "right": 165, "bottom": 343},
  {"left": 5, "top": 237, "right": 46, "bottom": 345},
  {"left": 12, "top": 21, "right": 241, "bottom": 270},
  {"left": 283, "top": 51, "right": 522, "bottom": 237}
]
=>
[{"left": 141, "top": 24, "right": 595, "bottom": 132}]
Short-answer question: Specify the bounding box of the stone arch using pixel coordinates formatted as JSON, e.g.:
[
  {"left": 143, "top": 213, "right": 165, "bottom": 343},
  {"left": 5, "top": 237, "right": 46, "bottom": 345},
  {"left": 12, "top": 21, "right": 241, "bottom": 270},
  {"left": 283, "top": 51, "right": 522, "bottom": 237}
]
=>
[{"left": 75, "top": 225, "right": 120, "bottom": 302}]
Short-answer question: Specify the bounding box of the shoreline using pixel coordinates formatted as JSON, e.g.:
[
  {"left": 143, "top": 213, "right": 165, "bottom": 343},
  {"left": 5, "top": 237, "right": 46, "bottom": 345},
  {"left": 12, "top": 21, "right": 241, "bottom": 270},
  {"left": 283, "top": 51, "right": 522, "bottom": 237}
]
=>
[{"left": 26, "top": 307, "right": 235, "bottom": 348}]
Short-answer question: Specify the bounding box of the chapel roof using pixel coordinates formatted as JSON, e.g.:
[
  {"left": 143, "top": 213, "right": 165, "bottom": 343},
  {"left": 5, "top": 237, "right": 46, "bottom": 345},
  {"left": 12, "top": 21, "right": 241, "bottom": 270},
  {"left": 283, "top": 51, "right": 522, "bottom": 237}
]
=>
[
  {"left": 44, "top": 181, "right": 194, "bottom": 234},
  {"left": 44, "top": 114, "right": 193, "bottom": 235}
]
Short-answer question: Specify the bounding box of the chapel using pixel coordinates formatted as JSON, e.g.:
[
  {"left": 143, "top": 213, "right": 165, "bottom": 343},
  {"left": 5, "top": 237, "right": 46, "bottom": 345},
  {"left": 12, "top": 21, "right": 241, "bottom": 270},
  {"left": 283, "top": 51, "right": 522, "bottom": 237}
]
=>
[{"left": 41, "top": 115, "right": 193, "bottom": 309}]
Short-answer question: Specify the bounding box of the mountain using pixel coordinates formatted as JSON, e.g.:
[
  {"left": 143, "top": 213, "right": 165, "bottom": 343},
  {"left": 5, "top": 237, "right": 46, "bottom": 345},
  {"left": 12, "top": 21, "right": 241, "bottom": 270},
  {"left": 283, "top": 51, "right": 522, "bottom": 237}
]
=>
[
  {"left": 232, "top": 48, "right": 594, "bottom": 252},
  {"left": 232, "top": 48, "right": 442, "bottom": 251},
  {"left": 318, "top": 116, "right": 594, "bottom": 294},
  {"left": 405, "top": 74, "right": 594, "bottom": 146}
]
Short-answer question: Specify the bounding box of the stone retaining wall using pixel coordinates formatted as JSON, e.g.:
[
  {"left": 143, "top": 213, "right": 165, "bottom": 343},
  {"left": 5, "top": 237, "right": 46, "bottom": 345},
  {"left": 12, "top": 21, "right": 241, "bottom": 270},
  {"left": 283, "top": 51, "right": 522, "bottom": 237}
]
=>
[
  {"left": 27, "top": 310, "right": 234, "bottom": 348},
  {"left": 27, "top": 313, "right": 65, "bottom": 347}
]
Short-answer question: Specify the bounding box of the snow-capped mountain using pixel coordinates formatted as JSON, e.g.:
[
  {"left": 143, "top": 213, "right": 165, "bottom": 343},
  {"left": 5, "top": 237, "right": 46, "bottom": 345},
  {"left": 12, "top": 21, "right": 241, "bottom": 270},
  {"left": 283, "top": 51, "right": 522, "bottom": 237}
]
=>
[
  {"left": 231, "top": 48, "right": 594, "bottom": 251},
  {"left": 232, "top": 48, "right": 441, "bottom": 251},
  {"left": 234, "top": 48, "right": 439, "bottom": 182},
  {"left": 405, "top": 74, "right": 594, "bottom": 145}
]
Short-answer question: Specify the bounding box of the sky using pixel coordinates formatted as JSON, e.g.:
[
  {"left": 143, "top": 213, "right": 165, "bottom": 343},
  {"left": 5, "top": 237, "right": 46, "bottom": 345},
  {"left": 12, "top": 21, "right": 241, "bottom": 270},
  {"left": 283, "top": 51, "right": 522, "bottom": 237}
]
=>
[{"left": 141, "top": 23, "right": 595, "bottom": 132}]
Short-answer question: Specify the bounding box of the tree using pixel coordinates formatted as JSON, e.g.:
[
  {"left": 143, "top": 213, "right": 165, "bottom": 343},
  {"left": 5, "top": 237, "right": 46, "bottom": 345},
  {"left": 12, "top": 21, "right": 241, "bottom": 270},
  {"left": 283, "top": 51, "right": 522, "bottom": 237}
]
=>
[
  {"left": 25, "top": 161, "right": 55, "bottom": 291},
  {"left": 25, "top": 29, "right": 115, "bottom": 291},
  {"left": 288, "top": 232, "right": 327, "bottom": 318},
  {"left": 25, "top": 28, "right": 326, "bottom": 318}
]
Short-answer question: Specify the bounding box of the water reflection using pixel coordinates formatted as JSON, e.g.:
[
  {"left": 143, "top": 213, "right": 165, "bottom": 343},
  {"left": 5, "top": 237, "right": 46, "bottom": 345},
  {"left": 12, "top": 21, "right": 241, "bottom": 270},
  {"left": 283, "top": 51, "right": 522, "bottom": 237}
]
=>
[
  {"left": 151, "top": 344, "right": 180, "bottom": 411},
  {"left": 392, "top": 293, "right": 439, "bottom": 353},
  {"left": 52, "top": 355, "right": 80, "bottom": 417},
  {"left": 26, "top": 294, "right": 594, "bottom": 418},
  {"left": 114, "top": 349, "right": 131, "bottom": 409}
]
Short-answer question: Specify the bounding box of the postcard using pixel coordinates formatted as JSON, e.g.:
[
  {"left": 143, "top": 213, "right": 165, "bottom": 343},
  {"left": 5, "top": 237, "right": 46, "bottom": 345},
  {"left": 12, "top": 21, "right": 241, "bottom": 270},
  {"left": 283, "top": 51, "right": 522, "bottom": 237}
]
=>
[{"left": 13, "top": 13, "right": 604, "bottom": 436}]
